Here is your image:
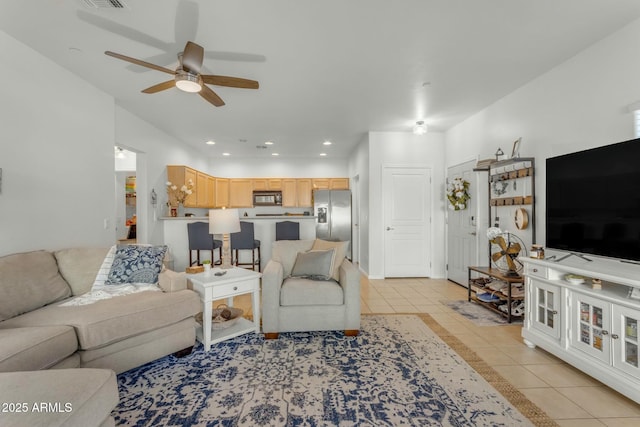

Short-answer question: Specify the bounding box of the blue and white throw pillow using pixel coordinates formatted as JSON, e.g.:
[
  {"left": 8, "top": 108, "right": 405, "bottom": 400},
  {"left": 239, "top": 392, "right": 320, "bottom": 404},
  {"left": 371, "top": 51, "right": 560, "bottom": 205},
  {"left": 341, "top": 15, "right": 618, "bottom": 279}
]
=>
[{"left": 105, "top": 245, "right": 168, "bottom": 285}]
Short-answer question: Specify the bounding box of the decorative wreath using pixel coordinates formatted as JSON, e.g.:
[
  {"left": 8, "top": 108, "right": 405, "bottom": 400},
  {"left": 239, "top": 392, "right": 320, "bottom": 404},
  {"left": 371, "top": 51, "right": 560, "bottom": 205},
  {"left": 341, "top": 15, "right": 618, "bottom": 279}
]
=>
[{"left": 447, "top": 178, "right": 471, "bottom": 210}]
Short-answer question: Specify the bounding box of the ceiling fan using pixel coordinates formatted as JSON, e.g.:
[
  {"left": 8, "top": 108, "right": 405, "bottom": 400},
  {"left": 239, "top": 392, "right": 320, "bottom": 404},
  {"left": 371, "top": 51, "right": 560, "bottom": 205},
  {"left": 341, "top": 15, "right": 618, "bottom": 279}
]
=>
[{"left": 105, "top": 41, "right": 259, "bottom": 107}]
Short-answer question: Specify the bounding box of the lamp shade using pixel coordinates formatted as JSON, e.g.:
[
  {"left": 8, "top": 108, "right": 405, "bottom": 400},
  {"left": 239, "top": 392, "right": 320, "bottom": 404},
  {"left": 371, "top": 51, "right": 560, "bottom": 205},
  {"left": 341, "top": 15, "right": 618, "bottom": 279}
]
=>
[{"left": 209, "top": 208, "right": 241, "bottom": 234}]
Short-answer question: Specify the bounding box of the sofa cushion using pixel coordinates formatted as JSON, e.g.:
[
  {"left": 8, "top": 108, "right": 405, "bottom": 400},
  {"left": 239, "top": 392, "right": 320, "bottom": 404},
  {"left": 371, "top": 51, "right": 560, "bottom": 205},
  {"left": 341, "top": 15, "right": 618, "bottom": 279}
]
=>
[
  {"left": 311, "top": 239, "right": 349, "bottom": 281},
  {"left": 55, "top": 247, "right": 111, "bottom": 296},
  {"left": 0, "top": 251, "right": 72, "bottom": 322},
  {"left": 0, "top": 290, "right": 201, "bottom": 350},
  {"left": 106, "top": 245, "right": 167, "bottom": 285},
  {"left": 290, "top": 249, "right": 335, "bottom": 281},
  {"left": 271, "top": 239, "right": 314, "bottom": 277},
  {"left": 0, "top": 326, "right": 78, "bottom": 372},
  {"left": 0, "top": 368, "right": 118, "bottom": 427},
  {"left": 280, "top": 277, "right": 344, "bottom": 306}
]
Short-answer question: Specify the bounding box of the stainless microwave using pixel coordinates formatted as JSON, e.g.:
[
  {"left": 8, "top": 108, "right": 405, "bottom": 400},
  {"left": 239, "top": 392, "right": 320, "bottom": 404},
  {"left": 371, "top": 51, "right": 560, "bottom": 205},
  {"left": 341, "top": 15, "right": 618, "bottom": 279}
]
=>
[{"left": 253, "top": 191, "right": 283, "bottom": 206}]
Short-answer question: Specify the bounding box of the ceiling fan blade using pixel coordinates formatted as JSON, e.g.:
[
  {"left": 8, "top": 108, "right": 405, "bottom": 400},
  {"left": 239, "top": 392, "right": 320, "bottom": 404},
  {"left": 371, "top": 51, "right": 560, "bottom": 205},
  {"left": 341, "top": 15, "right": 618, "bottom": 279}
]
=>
[
  {"left": 199, "top": 85, "right": 225, "bottom": 107},
  {"left": 201, "top": 75, "right": 259, "bottom": 89},
  {"left": 182, "top": 41, "right": 204, "bottom": 73},
  {"left": 125, "top": 52, "right": 179, "bottom": 73},
  {"left": 105, "top": 51, "right": 176, "bottom": 75},
  {"left": 142, "top": 80, "right": 176, "bottom": 94}
]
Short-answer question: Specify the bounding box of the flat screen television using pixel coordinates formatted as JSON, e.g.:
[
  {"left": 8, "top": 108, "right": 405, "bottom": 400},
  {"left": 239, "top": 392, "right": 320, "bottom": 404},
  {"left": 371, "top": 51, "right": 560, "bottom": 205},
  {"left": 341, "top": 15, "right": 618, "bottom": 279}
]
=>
[{"left": 546, "top": 137, "right": 640, "bottom": 263}]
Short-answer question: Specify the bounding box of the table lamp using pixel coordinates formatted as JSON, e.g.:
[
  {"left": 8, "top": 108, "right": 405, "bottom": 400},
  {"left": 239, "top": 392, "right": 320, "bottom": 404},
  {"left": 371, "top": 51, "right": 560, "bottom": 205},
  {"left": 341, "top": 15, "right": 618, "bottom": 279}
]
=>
[{"left": 209, "top": 208, "right": 241, "bottom": 269}]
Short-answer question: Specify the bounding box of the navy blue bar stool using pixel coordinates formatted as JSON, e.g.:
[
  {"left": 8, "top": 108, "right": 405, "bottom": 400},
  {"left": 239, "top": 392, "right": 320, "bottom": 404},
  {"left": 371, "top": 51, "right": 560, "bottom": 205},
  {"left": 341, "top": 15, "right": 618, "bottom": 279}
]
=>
[
  {"left": 230, "top": 221, "right": 261, "bottom": 271},
  {"left": 276, "top": 221, "right": 300, "bottom": 241},
  {"left": 187, "top": 222, "right": 222, "bottom": 266}
]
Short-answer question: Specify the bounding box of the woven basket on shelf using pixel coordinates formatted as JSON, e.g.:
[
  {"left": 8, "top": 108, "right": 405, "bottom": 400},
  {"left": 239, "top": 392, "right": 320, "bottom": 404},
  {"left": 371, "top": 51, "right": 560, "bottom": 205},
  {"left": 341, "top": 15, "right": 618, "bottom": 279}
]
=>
[{"left": 206, "top": 304, "right": 244, "bottom": 330}]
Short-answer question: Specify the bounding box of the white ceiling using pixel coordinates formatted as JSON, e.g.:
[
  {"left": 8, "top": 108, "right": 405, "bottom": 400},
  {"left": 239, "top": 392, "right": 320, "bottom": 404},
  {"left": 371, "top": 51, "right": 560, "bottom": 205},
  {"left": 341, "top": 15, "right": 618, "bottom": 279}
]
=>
[{"left": 2, "top": 0, "right": 640, "bottom": 159}]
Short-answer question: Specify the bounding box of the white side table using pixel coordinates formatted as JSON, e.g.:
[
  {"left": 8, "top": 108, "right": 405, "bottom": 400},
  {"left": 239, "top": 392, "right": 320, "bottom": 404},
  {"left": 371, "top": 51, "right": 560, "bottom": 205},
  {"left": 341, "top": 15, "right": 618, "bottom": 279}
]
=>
[{"left": 187, "top": 267, "right": 261, "bottom": 351}]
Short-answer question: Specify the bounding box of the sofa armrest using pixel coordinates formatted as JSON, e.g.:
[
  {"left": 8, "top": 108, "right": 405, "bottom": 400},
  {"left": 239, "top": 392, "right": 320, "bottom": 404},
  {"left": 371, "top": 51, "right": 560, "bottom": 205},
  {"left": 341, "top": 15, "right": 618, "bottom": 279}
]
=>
[
  {"left": 339, "top": 259, "right": 361, "bottom": 329},
  {"left": 158, "top": 269, "right": 187, "bottom": 293},
  {"left": 261, "top": 260, "right": 284, "bottom": 333}
]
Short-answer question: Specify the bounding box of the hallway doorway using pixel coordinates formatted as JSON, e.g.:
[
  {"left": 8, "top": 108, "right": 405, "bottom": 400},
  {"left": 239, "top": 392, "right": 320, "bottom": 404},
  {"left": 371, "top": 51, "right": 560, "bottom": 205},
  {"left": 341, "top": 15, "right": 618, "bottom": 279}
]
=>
[{"left": 115, "top": 146, "right": 137, "bottom": 243}]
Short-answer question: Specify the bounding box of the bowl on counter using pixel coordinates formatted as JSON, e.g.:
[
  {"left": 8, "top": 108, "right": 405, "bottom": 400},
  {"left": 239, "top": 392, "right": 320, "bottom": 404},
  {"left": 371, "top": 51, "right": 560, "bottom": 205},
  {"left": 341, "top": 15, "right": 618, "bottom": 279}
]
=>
[{"left": 565, "top": 274, "right": 586, "bottom": 285}]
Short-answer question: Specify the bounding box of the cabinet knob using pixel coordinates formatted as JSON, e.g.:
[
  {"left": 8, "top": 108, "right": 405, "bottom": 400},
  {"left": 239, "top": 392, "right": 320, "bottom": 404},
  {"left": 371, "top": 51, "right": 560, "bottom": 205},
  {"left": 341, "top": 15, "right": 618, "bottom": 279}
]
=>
[
  {"left": 612, "top": 334, "right": 619, "bottom": 340},
  {"left": 602, "top": 330, "right": 609, "bottom": 336},
  {"left": 233, "top": 286, "right": 238, "bottom": 291},
  {"left": 533, "top": 268, "right": 538, "bottom": 273},
  {"left": 552, "top": 310, "right": 558, "bottom": 315}
]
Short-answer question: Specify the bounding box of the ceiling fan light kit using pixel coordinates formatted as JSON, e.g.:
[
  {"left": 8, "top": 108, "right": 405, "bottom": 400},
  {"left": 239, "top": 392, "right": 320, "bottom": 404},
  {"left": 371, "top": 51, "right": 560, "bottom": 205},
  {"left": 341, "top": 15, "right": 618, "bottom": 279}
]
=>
[{"left": 175, "top": 72, "right": 202, "bottom": 93}]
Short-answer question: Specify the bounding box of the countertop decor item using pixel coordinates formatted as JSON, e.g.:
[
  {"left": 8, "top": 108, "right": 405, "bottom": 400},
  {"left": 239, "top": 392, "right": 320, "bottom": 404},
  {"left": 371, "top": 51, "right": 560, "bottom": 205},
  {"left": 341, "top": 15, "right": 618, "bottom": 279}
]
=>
[
  {"left": 166, "top": 179, "right": 194, "bottom": 213},
  {"left": 565, "top": 274, "right": 585, "bottom": 285}
]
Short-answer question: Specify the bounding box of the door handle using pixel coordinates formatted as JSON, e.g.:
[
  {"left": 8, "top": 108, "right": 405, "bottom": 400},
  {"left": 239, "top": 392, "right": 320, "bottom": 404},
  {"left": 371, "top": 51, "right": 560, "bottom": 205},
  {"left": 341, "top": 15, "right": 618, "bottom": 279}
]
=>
[{"left": 386, "top": 227, "right": 394, "bottom": 231}]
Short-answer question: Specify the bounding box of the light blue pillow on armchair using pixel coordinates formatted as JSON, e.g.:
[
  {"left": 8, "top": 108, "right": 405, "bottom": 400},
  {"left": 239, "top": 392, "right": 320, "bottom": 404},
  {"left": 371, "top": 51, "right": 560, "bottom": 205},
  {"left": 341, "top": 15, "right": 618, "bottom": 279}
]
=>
[
  {"left": 290, "top": 249, "right": 335, "bottom": 281},
  {"left": 105, "top": 245, "right": 167, "bottom": 285}
]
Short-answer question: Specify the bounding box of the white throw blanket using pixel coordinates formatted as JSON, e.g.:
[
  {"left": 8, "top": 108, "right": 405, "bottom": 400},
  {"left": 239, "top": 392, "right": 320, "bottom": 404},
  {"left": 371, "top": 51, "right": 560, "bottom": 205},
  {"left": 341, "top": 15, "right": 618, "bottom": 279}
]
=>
[{"left": 60, "top": 245, "right": 161, "bottom": 307}]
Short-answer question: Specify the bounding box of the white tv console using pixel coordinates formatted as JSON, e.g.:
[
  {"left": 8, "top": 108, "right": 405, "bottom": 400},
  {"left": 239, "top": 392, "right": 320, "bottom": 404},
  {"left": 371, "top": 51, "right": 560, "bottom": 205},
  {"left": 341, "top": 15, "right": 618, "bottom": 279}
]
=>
[{"left": 521, "top": 251, "right": 640, "bottom": 404}]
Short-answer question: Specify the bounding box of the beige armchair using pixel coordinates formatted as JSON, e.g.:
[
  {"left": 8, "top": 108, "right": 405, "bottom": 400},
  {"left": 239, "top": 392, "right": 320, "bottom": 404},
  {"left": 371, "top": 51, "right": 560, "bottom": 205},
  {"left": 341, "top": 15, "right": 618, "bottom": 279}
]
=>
[{"left": 262, "top": 239, "right": 361, "bottom": 338}]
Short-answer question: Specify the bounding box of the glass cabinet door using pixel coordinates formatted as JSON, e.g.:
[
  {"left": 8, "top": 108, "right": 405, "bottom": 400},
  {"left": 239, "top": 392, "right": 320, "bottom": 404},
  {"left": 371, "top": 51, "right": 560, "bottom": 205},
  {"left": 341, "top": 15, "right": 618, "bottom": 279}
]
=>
[
  {"left": 530, "top": 279, "right": 561, "bottom": 341},
  {"left": 570, "top": 292, "right": 610, "bottom": 364},
  {"left": 612, "top": 304, "right": 640, "bottom": 379}
]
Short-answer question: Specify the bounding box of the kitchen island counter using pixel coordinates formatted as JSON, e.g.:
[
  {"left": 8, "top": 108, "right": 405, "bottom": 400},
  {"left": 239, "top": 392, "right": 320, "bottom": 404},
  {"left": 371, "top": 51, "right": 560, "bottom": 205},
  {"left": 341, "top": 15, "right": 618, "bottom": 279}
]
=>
[
  {"left": 161, "top": 216, "right": 316, "bottom": 271},
  {"left": 161, "top": 216, "right": 317, "bottom": 220}
]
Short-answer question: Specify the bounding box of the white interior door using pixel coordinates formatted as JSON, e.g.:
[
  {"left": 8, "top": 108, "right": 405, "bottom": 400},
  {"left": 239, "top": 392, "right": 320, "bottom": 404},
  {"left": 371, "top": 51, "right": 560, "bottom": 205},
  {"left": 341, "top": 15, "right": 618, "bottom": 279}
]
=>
[
  {"left": 446, "top": 161, "right": 478, "bottom": 286},
  {"left": 383, "top": 167, "right": 431, "bottom": 277}
]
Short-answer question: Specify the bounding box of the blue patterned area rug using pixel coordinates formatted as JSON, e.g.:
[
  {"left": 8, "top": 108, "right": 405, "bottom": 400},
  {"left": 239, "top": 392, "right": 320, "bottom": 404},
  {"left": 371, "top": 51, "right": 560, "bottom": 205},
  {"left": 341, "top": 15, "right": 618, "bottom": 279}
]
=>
[{"left": 113, "top": 315, "right": 548, "bottom": 426}]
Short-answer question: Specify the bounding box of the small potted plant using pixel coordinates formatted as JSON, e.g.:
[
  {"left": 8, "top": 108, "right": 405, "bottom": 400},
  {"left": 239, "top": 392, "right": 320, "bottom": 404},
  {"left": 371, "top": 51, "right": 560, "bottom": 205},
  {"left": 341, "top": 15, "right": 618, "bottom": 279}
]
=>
[{"left": 202, "top": 259, "right": 211, "bottom": 272}]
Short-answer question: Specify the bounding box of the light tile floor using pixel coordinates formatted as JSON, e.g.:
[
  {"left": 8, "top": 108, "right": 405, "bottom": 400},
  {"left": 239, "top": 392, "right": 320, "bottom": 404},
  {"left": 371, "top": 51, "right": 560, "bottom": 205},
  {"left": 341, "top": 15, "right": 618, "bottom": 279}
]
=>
[{"left": 225, "top": 275, "right": 640, "bottom": 426}]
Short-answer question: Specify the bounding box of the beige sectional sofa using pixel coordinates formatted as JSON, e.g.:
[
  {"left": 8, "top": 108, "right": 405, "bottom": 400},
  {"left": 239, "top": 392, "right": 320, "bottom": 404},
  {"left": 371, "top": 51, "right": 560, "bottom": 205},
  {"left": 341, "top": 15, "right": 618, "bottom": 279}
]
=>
[{"left": 0, "top": 247, "right": 202, "bottom": 426}]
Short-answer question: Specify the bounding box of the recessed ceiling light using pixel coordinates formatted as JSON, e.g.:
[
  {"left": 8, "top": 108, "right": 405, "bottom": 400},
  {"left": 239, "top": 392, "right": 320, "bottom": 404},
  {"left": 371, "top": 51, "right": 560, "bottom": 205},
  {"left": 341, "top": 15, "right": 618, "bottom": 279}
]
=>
[
  {"left": 205, "top": 140, "right": 215, "bottom": 145},
  {"left": 272, "top": 153, "right": 279, "bottom": 156},
  {"left": 319, "top": 153, "right": 327, "bottom": 157},
  {"left": 264, "top": 141, "right": 274, "bottom": 145},
  {"left": 323, "top": 140, "right": 332, "bottom": 146},
  {"left": 222, "top": 152, "right": 231, "bottom": 156}
]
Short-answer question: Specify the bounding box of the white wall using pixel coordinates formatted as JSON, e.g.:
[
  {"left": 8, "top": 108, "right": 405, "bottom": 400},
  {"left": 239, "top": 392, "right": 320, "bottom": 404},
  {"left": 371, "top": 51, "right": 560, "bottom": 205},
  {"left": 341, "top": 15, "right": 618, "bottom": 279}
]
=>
[
  {"left": 115, "top": 106, "right": 211, "bottom": 247},
  {"left": 0, "top": 29, "right": 214, "bottom": 257},
  {"left": 365, "top": 131, "right": 447, "bottom": 279},
  {"left": 445, "top": 17, "right": 640, "bottom": 246},
  {"left": 348, "top": 135, "right": 371, "bottom": 273},
  {"left": 0, "top": 31, "right": 115, "bottom": 256}
]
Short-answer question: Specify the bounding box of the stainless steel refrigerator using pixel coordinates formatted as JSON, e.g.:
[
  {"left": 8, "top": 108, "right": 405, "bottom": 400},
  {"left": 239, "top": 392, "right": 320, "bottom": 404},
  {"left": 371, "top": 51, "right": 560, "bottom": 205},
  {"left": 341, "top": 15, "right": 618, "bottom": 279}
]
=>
[{"left": 313, "top": 189, "right": 352, "bottom": 259}]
